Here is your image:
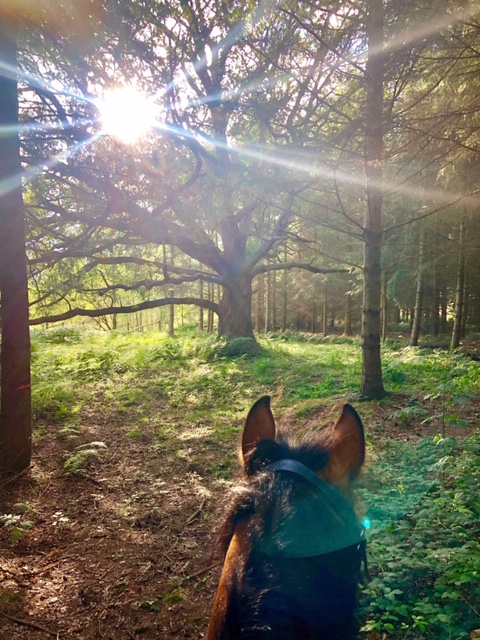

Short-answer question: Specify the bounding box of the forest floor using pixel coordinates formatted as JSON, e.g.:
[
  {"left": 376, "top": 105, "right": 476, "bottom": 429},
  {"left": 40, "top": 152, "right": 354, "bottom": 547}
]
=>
[{"left": 0, "top": 334, "right": 479, "bottom": 639}]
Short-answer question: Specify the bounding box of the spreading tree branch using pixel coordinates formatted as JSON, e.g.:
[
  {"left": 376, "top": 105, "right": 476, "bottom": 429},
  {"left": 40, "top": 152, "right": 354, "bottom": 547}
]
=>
[{"left": 30, "top": 297, "right": 219, "bottom": 326}]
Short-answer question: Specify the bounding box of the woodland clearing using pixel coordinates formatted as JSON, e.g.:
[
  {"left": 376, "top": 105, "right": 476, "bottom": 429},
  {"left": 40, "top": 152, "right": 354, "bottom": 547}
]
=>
[{"left": 1, "top": 328, "right": 479, "bottom": 639}]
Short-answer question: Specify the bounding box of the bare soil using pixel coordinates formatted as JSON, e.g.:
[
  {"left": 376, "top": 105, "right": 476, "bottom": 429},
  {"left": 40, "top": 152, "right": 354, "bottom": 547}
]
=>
[{"left": 1, "top": 393, "right": 478, "bottom": 640}]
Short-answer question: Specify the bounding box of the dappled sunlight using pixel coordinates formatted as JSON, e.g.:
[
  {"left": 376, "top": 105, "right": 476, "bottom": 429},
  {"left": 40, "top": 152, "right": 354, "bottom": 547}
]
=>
[
  {"left": 178, "top": 425, "right": 215, "bottom": 441},
  {"left": 4, "top": 330, "right": 479, "bottom": 638}
]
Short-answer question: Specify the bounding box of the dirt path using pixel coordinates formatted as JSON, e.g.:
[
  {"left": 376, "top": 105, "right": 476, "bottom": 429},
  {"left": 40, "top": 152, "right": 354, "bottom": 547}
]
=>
[{"left": 1, "top": 396, "right": 477, "bottom": 639}]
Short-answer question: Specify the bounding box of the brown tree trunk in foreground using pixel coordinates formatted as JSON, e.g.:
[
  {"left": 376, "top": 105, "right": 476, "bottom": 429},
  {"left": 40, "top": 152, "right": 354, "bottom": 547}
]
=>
[
  {"left": 361, "top": 0, "right": 386, "bottom": 399},
  {"left": 0, "top": 18, "right": 32, "bottom": 476}
]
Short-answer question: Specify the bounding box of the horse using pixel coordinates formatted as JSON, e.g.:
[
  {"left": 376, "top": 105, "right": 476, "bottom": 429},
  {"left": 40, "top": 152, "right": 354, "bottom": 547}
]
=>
[{"left": 207, "top": 395, "right": 367, "bottom": 639}]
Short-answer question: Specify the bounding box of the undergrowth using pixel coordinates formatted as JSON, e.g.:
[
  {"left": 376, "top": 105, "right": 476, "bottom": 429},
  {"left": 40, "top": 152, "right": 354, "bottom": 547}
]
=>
[
  {"left": 360, "top": 434, "right": 480, "bottom": 639},
  {"left": 28, "top": 326, "right": 480, "bottom": 638}
]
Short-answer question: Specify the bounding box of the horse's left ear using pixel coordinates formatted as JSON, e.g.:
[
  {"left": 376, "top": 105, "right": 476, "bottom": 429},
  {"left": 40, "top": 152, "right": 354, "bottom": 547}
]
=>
[
  {"left": 241, "top": 396, "right": 276, "bottom": 469},
  {"left": 323, "top": 404, "right": 365, "bottom": 489}
]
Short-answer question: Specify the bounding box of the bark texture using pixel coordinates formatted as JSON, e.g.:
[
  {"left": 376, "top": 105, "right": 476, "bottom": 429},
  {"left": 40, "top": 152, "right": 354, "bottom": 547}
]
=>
[
  {"left": 0, "top": 18, "right": 32, "bottom": 476},
  {"left": 218, "top": 272, "right": 254, "bottom": 338},
  {"left": 361, "top": 0, "right": 386, "bottom": 399}
]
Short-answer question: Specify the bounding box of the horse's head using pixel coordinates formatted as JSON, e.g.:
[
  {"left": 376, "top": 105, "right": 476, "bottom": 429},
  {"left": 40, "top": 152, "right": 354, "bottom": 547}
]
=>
[{"left": 208, "top": 396, "right": 366, "bottom": 640}]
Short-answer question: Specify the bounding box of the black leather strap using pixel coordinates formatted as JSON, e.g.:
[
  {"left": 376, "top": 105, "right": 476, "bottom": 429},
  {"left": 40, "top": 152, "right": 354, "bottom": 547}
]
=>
[
  {"left": 267, "top": 459, "right": 336, "bottom": 496},
  {"left": 259, "top": 458, "right": 366, "bottom": 557}
]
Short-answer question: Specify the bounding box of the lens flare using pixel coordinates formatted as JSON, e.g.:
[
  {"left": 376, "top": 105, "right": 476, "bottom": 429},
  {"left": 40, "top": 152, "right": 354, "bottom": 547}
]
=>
[{"left": 97, "top": 88, "right": 157, "bottom": 143}]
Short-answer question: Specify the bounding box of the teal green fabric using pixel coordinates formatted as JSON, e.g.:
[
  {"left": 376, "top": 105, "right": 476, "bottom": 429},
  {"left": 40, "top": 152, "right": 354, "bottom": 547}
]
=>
[{"left": 258, "top": 461, "right": 364, "bottom": 558}]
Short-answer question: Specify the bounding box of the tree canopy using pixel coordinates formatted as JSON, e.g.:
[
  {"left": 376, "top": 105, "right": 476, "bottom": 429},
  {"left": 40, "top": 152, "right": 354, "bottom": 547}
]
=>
[{"left": 2, "top": 0, "right": 479, "bottom": 400}]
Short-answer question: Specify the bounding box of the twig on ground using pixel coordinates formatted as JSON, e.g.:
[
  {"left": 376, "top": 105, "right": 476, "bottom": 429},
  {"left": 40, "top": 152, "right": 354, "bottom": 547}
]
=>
[
  {"left": 185, "top": 497, "right": 207, "bottom": 526},
  {"left": 0, "top": 468, "right": 29, "bottom": 487},
  {"left": 0, "top": 611, "right": 58, "bottom": 637},
  {"left": 186, "top": 561, "right": 222, "bottom": 582}
]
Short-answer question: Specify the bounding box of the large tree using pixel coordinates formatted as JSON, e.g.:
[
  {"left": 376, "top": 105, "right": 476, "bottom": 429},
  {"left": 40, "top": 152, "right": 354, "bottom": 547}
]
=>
[
  {"left": 0, "top": 11, "right": 32, "bottom": 476},
  {"left": 13, "top": 0, "right": 480, "bottom": 398},
  {"left": 22, "top": 0, "right": 355, "bottom": 338},
  {"left": 361, "top": 0, "right": 386, "bottom": 398}
]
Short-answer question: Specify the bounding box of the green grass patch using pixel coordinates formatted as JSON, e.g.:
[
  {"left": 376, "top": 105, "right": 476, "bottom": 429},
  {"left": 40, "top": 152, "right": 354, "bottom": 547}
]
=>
[{"left": 29, "top": 327, "right": 480, "bottom": 638}]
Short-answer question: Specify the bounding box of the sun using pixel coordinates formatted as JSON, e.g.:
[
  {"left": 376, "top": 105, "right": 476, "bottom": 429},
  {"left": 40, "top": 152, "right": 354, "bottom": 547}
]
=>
[{"left": 97, "top": 87, "right": 157, "bottom": 143}]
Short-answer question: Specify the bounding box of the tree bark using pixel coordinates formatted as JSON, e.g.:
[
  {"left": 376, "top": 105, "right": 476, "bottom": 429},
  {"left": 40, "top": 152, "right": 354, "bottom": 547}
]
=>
[
  {"left": 256, "top": 274, "right": 264, "bottom": 333},
  {"left": 0, "top": 18, "right": 32, "bottom": 476},
  {"left": 322, "top": 285, "right": 328, "bottom": 337},
  {"left": 218, "top": 273, "right": 254, "bottom": 338},
  {"left": 271, "top": 271, "right": 277, "bottom": 331},
  {"left": 410, "top": 230, "right": 425, "bottom": 346},
  {"left": 168, "top": 289, "right": 175, "bottom": 336},
  {"left": 451, "top": 219, "right": 465, "bottom": 349},
  {"left": 361, "top": 0, "right": 386, "bottom": 399},
  {"left": 381, "top": 271, "right": 387, "bottom": 342},
  {"left": 344, "top": 292, "right": 353, "bottom": 337},
  {"left": 432, "top": 264, "right": 440, "bottom": 336},
  {"left": 207, "top": 283, "right": 214, "bottom": 332},
  {"left": 460, "top": 274, "right": 468, "bottom": 339},
  {"left": 282, "top": 244, "right": 288, "bottom": 331},
  {"left": 264, "top": 270, "right": 271, "bottom": 334},
  {"left": 199, "top": 280, "right": 204, "bottom": 331}
]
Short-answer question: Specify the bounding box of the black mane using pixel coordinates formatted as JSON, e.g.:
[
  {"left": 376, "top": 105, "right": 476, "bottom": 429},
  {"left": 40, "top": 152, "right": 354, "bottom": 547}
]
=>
[{"left": 215, "top": 433, "right": 331, "bottom": 560}]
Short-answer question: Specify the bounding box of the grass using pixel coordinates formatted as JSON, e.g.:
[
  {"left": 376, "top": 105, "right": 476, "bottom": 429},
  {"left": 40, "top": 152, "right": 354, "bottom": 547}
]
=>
[{"left": 29, "top": 326, "right": 480, "bottom": 638}]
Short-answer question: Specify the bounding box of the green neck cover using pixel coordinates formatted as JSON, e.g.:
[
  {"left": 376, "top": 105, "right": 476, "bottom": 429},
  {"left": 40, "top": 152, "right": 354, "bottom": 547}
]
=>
[{"left": 257, "top": 459, "right": 365, "bottom": 558}]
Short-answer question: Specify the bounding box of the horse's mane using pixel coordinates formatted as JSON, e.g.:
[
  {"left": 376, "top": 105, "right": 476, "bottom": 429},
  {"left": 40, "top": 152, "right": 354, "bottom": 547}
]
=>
[{"left": 214, "top": 431, "right": 332, "bottom": 560}]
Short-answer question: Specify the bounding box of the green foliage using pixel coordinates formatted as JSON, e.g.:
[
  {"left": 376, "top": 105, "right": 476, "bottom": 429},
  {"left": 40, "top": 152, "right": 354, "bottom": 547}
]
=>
[
  {"left": 32, "top": 325, "right": 83, "bottom": 344},
  {"left": 389, "top": 404, "right": 429, "bottom": 427},
  {"left": 64, "top": 441, "right": 107, "bottom": 476},
  {"left": 28, "top": 328, "right": 480, "bottom": 637},
  {"left": 360, "top": 433, "right": 480, "bottom": 639},
  {"left": 209, "top": 337, "right": 264, "bottom": 359},
  {"left": 0, "top": 503, "right": 36, "bottom": 541}
]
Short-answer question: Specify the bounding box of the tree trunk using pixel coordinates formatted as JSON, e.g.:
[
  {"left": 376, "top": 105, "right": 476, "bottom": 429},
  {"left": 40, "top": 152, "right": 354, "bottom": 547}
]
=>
[
  {"left": 460, "top": 274, "right": 468, "bottom": 339},
  {"left": 207, "top": 283, "right": 214, "bottom": 332},
  {"left": 432, "top": 264, "right": 440, "bottom": 336},
  {"left": 410, "top": 230, "right": 425, "bottom": 346},
  {"left": 344, "top": 293, "right": 353, "bottom": 336},
  {"left": 0, "top": 19, "right": 32, "bottom": 477},
  {"left": 199, "top": 280, "right": 204, "bottom": 331},
  {"left": 381, "top": 271, "right": 387, "bottom": 342},
  {"left": 256, "top": 274, "right": 264, "bottom": 333},
  {"left": 322, "top": 286, "right": 328, "bottom": 336},
  {"left": 218, "top": 273, "right": 254, "bottom": 338},
  {"left": 451, "top": 219, "right": 465, "bottom": 349},
  {"left": 361, "top": 0, "right": 386, "bottom": 399},
  {"left": 360, "top": 0, "right": 385, "bottom": 399},
  {"left": 272, "top": 271, "right": 277, "bottom": 331},
  {"left": 168, "top": 289, "right": 175, "bottom": 336},
  {"left": 264, "top": 270, "right": 271, "bottom": 334},
  {"left": 282, "top": 244, "right": 288, "bottom": 331}
]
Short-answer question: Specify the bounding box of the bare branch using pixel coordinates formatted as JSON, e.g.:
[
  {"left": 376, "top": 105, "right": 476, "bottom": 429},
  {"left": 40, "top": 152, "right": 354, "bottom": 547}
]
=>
[
  {"left": 252, "top": 262, "right": 350, "bottom": 277},
  {"left": 30, "top": 297, "right": 219, "bottom": 326}
]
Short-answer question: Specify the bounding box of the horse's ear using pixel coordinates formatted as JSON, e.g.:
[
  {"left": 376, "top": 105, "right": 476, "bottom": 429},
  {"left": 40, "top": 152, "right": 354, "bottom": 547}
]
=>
[
  {"left": 323, "top": 404, "right": 365, "bottom": 489},
  {"left": 241, "top": 396, "right": 276, "bottom": 465}
]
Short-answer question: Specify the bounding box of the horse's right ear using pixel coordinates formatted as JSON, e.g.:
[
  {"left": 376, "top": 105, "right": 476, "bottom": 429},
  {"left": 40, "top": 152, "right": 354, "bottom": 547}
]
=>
[{"left": 241, "top": 396, "right": 276, "bottom": 468}]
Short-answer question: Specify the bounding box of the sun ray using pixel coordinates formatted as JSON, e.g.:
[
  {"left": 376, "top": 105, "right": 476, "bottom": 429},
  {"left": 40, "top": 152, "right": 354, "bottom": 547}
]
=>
[{"left": 96, "top": 88, "right": 158, "bottom": 143}]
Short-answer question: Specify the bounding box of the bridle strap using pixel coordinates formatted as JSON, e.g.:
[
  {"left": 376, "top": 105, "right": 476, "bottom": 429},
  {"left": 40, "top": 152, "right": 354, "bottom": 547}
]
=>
[
  {"left": 267, "top": 459, "right": 336, "bottom": 496},
  {"left": 261, "top": 458, "right": 367, "bottom": 559}
]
